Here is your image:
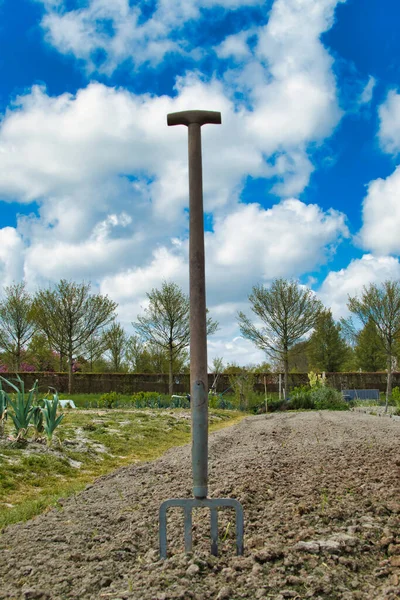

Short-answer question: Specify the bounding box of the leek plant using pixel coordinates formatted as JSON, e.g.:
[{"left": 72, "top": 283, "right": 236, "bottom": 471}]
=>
[
  {"left": 32, "top": 405, "right": 44, "bottom": 439},
  {"left": 0, "top": 375, "right": 37, "bottom": 440},
  {"left": 42, "top": 393, "right": 64, "bottom": 445}
]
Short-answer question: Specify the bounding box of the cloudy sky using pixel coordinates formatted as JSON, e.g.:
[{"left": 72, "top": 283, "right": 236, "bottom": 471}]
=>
[{"left": 0, "top": 0, "right": 400, "bottom": 366}]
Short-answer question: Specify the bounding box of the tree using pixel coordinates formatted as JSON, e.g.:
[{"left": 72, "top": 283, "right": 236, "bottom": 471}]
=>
[
  {"left": 103, "top": 321, "right": 128, "bottom": 372},
  {"left": 126, "top": 335, "right": 189, "bottom": 375},
  {"left": 133, "top": 281, "right": 218, "bottom": 394},
  {"left": 307, "top": 309, "right": 349, "bottom": 372},
  {"left": 348, "top": 280, "right": 400, "bottom": 410},
  {"left": 287, "top": 341, "right": 309, "bottom": 373},
  {"left": 33, "top": 280, "right": 117, "bottom": 393},
  {"left": 238, "top": 279, "right": 323, "bottom": 398},
  {"left": 0, "top": 282, "right": 36, "bottom": 370},
  {"left": 26, "top": 333, "right": 58, "bottom": 372},
  {"left": 354, "top": 318, "right": 387, "bottom": 372},
  {"left": 81, "top": 332, "right": 109, "bottom": 372}
]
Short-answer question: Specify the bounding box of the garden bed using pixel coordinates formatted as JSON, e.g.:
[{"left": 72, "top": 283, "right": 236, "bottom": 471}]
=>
[{"left": 1, "top": 411, "right": 399, "bottom": 599}]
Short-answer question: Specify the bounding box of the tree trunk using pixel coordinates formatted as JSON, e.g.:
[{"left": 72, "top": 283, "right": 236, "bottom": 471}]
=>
[
  {"left": 284, "top": 347, "right": 289, "bottom": 400},
  {"left": 16, "top": 341, "right": 21, "bottom": 371},
  {"left": 59, "top": 352, "right": 63, "bottom": 372},
  {"left": 68, "top": 353, "right": 73, "bottom": 395},
  {"left": 168, "top": 345, "right": 173, "bottom": 396},
  {"left": 385, "top": 354, "right": 392, "bottom": 413}
]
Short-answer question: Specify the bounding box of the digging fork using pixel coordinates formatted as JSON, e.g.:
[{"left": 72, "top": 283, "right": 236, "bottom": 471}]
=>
[{"left": 159, "top": 110, "right": 244, "bottom": 559}]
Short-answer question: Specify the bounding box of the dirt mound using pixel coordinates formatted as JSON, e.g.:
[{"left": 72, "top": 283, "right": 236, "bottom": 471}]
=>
[{"left": 1, "top": 411, "right": 400, "bottom": 599}]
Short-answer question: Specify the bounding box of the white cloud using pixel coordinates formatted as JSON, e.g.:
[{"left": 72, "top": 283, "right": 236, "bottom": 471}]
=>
[
  {"left": 37, "top": 0, "right": 264, "bottom": 74},
  {"left": 378, "top": 89, "right": 400, "bottom": 154},
  {"left": 359, "top": 75, "right": 376, "bottom": 105},
  {"left": 359, "top": 166, "right": 400, "bottom": 256},
  {"left": 318, "top": 254, "right": 400, "bottom": 319},
  {"left": 215, "top": 30, "right": 254, "bottom": 60},
  {"left": 0, "top": 228, "right": 25, "bottom": 287},
  {"left": 208, "top": 199, "right": 348, "bottom": 289}
]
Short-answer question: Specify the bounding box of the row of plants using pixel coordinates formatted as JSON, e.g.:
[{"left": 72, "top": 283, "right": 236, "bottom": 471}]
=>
[
  {"left": 288, "top": 385, "right": 349, "bottom": 411},
  {"left": 0, "top": 375, "right": 64, "bottom": 445},
  {"left": 94, "top": 391, "right": 236, "bottom": 410}
]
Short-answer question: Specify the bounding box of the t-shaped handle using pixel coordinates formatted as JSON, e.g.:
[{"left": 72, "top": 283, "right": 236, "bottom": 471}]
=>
[{"left": 167, "top": 110, "right": 221, "bottom": 127}]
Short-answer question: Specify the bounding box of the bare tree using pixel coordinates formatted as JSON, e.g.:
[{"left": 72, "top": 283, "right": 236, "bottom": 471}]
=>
[
  {"left": 238, "top": 279, "right": 323, "bottom": 398},
  {"left": 103, "top": 321, "right": 128, "bottom": 372},
  {"left": 33, "top": 280, "right": 117, "bottom": 393},
  {"left": 0, "top": 283, "right": 36, "bottom": 370},
  {"left": 133, "top": 281, "right": 218, "bottom": 394},
  {"left": 348, "top": 280, "right": 400, "bottom": 411},
  {"left": 82, "top": 332, "right": 109, "bottom": 372}
]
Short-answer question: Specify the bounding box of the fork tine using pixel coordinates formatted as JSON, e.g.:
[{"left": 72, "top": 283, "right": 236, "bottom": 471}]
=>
[
  {"left": 184, "top": 505, "right": 193, "bottom": 552},
  {"left": 235, "top": 503, "right": 244, "bottom": 555},
  {"left": 210, "top": 508, "right": 218, "bottom": 556},
  {"left": 159, "top": 501, "right": 168, "bottom": 559}
]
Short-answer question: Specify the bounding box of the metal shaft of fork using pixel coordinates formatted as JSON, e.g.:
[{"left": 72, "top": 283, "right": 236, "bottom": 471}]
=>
[{"left": 188, "top": 122, "right": 209, "bottom": 500}]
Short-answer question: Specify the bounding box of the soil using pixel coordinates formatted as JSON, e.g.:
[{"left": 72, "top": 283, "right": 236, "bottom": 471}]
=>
[{"left": 1, "top": 411, "right": 400, "bottom": 600}]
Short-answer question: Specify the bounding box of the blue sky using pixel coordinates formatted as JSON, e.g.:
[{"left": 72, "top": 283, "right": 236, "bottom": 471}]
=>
[{"left": 1, "top": 0, "right": 400, "bottom": 365}]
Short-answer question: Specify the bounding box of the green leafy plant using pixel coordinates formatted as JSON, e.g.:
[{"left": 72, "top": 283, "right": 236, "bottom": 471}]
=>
[
  {"left": 289, "top": 386, "right": 315, "bottom": 410},
  {"left": 391, "top": 387, "right": 400, "bottom": 415},
  {"left": 311, "top": 386, "right": 348, "bottom": 411},
  {"left": 0, "top": 375, "right": 37, "bottom": 439},
  {"left": 42, "top": 393, "right": 64, "bottom": 445},
  {"left": 99, "top": 391, "right": 121, "bottom": 409}
]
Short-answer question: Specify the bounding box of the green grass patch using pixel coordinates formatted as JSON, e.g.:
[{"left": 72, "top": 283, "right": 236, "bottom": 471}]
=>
[{"left": 0, "top": 408, "right": 245, "bottom": 530}]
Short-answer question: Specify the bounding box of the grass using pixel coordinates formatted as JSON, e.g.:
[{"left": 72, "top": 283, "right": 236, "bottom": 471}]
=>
[{"left": 0, "top": 407, "right": 245, "bottom": 530}]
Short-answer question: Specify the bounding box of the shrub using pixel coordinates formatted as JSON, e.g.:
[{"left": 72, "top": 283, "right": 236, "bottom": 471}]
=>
[
  {"left": 289, "top": 386, "right": 315, "bottom": 410},
  {"left": 99, "top": 391, "right": 121, "bottom": 409},
  {"left": 311, "top": 386, "right": 348, "bottom": 411},
  {"left": 392, "top": 387, "right": 400, "bottom": 407},
  {"left": 392, "top": 387, "right": 400, "bottom": 415}
]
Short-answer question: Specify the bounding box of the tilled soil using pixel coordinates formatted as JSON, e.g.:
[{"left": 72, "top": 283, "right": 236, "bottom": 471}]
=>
[{"left": 1, "top": 411, "right": 400, "bottom": 600}]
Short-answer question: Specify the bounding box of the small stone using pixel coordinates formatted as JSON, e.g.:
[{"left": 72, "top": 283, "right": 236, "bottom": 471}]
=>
[
  {"left": 332, "top": 533, "right": 358, "bottom": 547},
  {"left": 391, "top": 573, "right": 399, "bottom": 586},
  {"left": 293, "top": 541, "right": 320, "bottom": 554},
  {"left": 318, "top": 540, "right": 340, "bottom": 554},
  {"left": 186, "top": 563, "right": 200, "bottom": 577},
  {"left": 216, "top": 587, "right": 232, "bottom": 600}
]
